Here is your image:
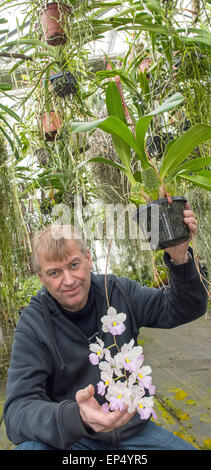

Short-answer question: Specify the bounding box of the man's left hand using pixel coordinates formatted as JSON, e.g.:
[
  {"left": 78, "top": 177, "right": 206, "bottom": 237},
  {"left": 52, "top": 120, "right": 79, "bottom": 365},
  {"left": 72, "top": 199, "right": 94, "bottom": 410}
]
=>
[{"left": 164, "top": 202, "right": 197, "bottom": 264}]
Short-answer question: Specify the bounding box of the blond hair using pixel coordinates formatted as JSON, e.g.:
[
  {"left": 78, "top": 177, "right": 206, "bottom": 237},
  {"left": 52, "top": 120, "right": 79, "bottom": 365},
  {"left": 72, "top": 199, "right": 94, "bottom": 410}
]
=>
[{"left": 31, "top": 225, "right": 87, "bottom": 274}]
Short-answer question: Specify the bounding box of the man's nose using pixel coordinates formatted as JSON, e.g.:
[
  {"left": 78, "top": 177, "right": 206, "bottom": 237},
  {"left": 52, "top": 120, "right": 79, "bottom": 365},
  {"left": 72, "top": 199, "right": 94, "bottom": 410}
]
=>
[{"left": 62, "top": 269, "right": 75, "bottom": 285}]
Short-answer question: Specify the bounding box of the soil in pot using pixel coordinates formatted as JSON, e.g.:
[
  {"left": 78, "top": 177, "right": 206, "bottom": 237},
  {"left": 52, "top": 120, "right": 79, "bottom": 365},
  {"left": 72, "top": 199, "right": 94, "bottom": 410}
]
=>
[
  {"left": 50, "top": 71, "right": 77, "bottom": 97},
  {"left": 134, "top": 196, "right": 190, "bottom": 250},
  {"left": 40, "top": 2, "right": 71, "bottom": 46}
]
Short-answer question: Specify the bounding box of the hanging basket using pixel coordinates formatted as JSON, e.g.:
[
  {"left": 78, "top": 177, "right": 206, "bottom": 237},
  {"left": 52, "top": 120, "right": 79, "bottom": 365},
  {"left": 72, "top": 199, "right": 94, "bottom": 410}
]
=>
[
  {"left": 40, "top": 2, "right": 72, "bottom": 46},
  {"left": 41, "top": 110, "right": 62, "bottom": 141},
  {"left": 50, "top": 71, "right": 77, "bottom": 97},
  {"left": 134, "top": 196, "right": 190, "bottom": 250},
  {"left": 34, "top": 148, "right": 50, "bottom": 166}
]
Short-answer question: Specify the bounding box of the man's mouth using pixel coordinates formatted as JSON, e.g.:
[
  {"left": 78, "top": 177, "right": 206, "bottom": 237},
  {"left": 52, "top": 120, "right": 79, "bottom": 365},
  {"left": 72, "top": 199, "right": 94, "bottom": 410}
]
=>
[{"left": 62, "top": 286, "right": 80, "bottom": 294}]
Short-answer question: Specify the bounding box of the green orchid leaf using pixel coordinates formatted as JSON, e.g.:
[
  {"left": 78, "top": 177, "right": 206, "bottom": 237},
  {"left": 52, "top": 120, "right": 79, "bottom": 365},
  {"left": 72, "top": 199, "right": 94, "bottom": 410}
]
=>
[
  {"left": 0, "top": 83, "right": 12, "bottom": 91},
  {"left": 165, "top": 156, "right": 211, "bottom": 183},
  {"left": 139, "top": 72, "right": 150, "bottom": 99},
  {"left": 0, "top": 126, "right": 20, "bottom": 160},
  {"left": 135, "top": 93, "right": 184, "bottom": 169},
  {"left": 0, "top": 29, "right": 9, "bottom": 35},
  {"left": 106, "top": 81, "right": 127, "bottom": 124},
  {"left": 0, "top": 38, "right": 52, "bottom": 49},
  {"left": 99, "top": 117, "right": 139, "bottom": 158},
  {"left": 71, "top": 116, "right": 140, "bottom": 162},
  {"left": 181, "top": 30, "right": 211, "bottom": 50},
  {"left": 71, "top": 116, "right": 135, "bottom": 181},
  {"left": 145, "top": 92, "right": 184, "bottom": 117},
  {"left": 135, "top": 115, "right": 153, "bottom": 168},
  {"left": 178, "top": 171, "right": 211, "bottom": 192},
  {"left": 0, "top": 115, "right": 21, "bottom": 146},
  {"left": 0, "top": 103, "right": 21, "bottom": 121},
  {"left": 160, "top": 124, "right": 211, "bottom": 179},
  {"left": 74, "top": 157, "right": 135, "bottom": 185},
  {"left": 71, "top": 119, "right": 105, "bottom": 134},
  {"left": 104, "top": 81, "right": 135, "bottom": 177},
  {"left": 117, "top": 22, "right": 171, "bottom": 36},
  {"left": 74, "top": 157, "right": 128, "bottom": 175},
  {"left": 144, "top": 0, "right": 162, "bottom": 14}
]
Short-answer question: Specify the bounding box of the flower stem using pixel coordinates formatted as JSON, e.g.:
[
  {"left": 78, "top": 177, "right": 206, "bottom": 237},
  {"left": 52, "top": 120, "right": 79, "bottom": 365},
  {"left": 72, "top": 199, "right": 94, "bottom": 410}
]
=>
[
  {"left": 112, "top": 335, "right": 128, "bottom": 386},
  {"left": 114, "top": 375, "right": 125, "bottom": 381},
  {"left": 105, "top": 238, "right": 113, "bottom": 308},
  {"left": 113, "top": 335, "right": 120, "bottom": 353},
  {"left": 107, "top": 343, "right": 116, "bottom": 350}
]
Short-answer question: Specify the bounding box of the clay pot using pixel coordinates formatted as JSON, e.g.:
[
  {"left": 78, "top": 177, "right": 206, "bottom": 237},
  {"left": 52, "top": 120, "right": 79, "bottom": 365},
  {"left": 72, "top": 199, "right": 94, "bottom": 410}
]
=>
[
  {"left": 40, "top": 2, "right": 71, "bottom": 46},
  {"left": 139, "top": 58, "right": 151, "bottom": 74},
  {"left": 42, "top": 110, "right": 62, "bottom": 141}
]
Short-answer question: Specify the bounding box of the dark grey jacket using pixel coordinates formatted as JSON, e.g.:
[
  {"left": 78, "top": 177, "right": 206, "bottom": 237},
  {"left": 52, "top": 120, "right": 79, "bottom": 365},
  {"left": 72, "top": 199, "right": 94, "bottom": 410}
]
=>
[{"left": 3, "top": 250, "right": 208, "bottom": 449}]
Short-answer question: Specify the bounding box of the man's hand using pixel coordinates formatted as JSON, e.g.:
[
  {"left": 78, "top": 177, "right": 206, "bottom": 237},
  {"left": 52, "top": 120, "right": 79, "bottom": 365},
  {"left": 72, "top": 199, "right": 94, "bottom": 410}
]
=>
[
  {"left": 76, "top": 384, "right": 135, "bottom": 433},
  {"left": 164, "top": 202, "right": 197, "bottom": 264}
]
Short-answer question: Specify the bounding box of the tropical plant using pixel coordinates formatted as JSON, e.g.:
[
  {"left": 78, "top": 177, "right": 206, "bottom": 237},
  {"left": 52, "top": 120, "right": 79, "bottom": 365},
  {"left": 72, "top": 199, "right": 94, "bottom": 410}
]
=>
[
  {"left": 71, "top": 81, "right": 211, "bottom": 205},
  {"left": 0, "top": 18, "right": 23, "bottom": 158},
  {"left": 0, "top": 100, "right": 22, "bottom": 160},
  {"left": 0, "top": 133, "right": 29, "bottom": 335}
]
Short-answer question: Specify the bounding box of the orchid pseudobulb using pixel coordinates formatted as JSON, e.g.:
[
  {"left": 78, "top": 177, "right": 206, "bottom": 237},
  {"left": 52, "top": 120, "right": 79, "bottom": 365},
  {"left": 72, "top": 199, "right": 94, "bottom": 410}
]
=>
[{"left": 89, "top": 306, "right": 157, "bottom": 420}]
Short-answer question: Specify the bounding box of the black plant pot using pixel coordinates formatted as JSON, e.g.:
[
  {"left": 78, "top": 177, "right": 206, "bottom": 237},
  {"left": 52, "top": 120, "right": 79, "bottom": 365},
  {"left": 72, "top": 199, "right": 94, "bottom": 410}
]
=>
[
  {"left": 50, "top": 71, "right": 77, "bottom": 97},
  {"left": 134, "top": 196, "right": 190, "bottom": 250},
  {"left": 34, "top": 147, "right": 50, "bottom": 166}
]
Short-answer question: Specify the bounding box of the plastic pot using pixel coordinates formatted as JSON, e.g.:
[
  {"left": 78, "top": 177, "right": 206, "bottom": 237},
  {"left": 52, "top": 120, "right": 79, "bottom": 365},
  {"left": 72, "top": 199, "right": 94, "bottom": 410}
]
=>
[
  {"left": 40, "top": 2, "right": 71, "bottom": 46},
  {"left": 134, "top": 196, "right": 190, "bottom": 250},
  {"left": 50, "top": 71, "right": 77, "bottom": 97},
  {"left": 42, "top": 110, "right": 62, "bottom": 141},
  {"left": 34, "top": 148, "right": 50, "bottom": 166}
]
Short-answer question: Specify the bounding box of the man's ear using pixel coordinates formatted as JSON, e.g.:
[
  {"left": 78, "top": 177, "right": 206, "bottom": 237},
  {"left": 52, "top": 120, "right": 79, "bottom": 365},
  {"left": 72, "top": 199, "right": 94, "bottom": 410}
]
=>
[{"left": 86, "top": 249, "right": 93, "bottom": 270}]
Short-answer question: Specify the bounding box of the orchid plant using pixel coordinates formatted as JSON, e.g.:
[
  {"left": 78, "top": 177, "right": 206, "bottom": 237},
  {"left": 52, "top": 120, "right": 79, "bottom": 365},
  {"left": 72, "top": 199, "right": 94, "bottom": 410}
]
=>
[
  {"left": 71, "top": 82, "right": 211, "bottom": 204},
  {"left": 89, "top": 306, "right": 157, "bottom": 420}
]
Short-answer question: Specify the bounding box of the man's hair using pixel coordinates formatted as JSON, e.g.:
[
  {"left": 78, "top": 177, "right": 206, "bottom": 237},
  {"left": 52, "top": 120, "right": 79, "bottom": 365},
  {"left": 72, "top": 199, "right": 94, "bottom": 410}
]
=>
[{"left": 31, "top": 225, "right": 87, "bottom": 274}]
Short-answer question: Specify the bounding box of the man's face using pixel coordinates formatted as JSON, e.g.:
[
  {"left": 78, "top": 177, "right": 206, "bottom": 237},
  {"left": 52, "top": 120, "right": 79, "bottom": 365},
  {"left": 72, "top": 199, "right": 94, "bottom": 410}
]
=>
[{"left": 38, "top": 241, "right": 92, "bottom": 312}]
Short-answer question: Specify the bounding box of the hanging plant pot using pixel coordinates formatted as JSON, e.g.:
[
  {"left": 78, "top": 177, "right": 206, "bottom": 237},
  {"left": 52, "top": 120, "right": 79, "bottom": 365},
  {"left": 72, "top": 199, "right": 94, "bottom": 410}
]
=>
[
  {"left": 41, "top": 110, "right": 62, "bottom": 141},
  {"left": 40, "top": 2, "right": 71, "bottom": 46},
  {"left": 34, "top": 148, "right": 50, "bottom": 166},
  {"left": 134, "top": 196, "right": 190, "bottom": 250},
  {"left": 50, "top": 71, "right": 77, "bottom": 97},
  {"left": 139, "top": 58, "right": 151, "bottom": 74}
]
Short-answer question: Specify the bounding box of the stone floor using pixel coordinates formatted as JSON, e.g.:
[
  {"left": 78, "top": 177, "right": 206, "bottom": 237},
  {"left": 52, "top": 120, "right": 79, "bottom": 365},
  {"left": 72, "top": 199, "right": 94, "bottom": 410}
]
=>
[
  {"left": 0, "top": 313, "right": 210, "bottom": 450},
  {"left": 140, "top": 312, "right": 211, "bottom": 449}
]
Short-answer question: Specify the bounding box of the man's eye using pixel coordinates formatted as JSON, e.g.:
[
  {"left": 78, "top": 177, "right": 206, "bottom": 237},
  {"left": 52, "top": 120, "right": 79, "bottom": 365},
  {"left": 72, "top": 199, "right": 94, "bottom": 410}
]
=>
[
  {"left": 50, "top": 271, "right": 59, "bottom": 277},
  {"left": 71, "top": 263, "right": 79, "bottom": 269}
]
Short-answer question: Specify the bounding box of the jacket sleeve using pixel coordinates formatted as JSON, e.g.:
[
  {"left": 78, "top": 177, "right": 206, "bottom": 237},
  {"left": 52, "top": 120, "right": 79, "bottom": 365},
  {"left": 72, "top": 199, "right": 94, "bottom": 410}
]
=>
[
  {"left": 128, "top": 248, "right": 208, "bottom": 329},
  {"left": 3, "top": 326, "right": 92, "bottom": 449}
]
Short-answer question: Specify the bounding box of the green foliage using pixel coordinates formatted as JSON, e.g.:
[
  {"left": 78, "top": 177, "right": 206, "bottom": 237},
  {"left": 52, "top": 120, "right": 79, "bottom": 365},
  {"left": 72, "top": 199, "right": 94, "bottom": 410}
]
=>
[
  {"left": 17, "top": 275, "right": 42, "bottom": 307},
  {"left": 0, "top": 134, "right": 29, "bottom": 325},
  {"left": 72, "top": 84, "right": 211, "bottom": 203},
  {"left": 0, "top": 0, "right": 210, "bottom": 310},
  {"left": 0, "top": 102, "right": 21, "bottom": 160}
]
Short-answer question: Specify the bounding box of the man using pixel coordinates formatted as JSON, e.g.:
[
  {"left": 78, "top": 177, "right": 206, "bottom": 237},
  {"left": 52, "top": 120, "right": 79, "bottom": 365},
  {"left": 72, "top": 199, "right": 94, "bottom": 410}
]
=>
[{"left": 3, "top": 203, "right": 208, "bottom": 450}]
